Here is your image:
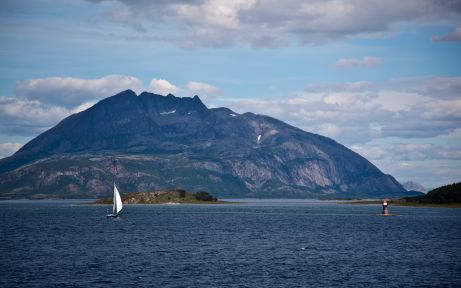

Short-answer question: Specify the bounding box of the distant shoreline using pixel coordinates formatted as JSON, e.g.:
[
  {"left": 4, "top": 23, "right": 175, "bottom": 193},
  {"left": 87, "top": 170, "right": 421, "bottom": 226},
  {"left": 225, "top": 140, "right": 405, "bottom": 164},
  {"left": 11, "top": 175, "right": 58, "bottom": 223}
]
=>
[
  {"left": 341, "top": 200, "right": 461, "bottom": 208},
  {"left": 2, "top": 197, "right": 459, "bottom": 208}
]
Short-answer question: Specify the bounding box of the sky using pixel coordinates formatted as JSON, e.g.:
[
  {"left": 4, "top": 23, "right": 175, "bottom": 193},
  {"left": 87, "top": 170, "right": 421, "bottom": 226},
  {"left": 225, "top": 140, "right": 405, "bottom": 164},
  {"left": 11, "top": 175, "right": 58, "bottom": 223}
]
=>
[{"left": 0, "top": 0, "right": 460, "bottom": 188}]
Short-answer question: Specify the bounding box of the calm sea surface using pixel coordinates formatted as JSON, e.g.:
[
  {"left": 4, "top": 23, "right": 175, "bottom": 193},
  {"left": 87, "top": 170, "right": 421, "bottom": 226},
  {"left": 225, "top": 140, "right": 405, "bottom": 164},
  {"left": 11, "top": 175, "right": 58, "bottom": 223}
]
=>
[{"left": 1, "top": 199, "right": 460, "bottom": 287}]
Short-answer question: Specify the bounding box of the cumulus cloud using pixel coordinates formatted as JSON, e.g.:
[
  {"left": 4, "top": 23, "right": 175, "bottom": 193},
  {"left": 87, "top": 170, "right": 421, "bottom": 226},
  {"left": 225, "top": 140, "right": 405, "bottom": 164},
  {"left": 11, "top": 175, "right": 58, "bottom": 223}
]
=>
[
  {"left": 0, "top": 96, "right": 71, "bottom": 136},
  {"left": 149, "top": 79, "right": 180, "bottom": 95},
  {"left": 15, "top": 75, "right": 143, "bottom": 108},
  {"left": 187, "top": 81, "right": 220, "bottom": 94},
  {"left": 334, "top": 56, "right": 381, "bottom": 68},
  {"left": 432, "top": 27, "right": 461, "bottom": 42},
  {"left": 85, "top": 0, "right": 461, "bottom": 47},
  {"left": 186, "top": 81, "right": 221, "bottom": 103},
  {"left": 0, "top": 143, "right": 23, "bottom": 158}
]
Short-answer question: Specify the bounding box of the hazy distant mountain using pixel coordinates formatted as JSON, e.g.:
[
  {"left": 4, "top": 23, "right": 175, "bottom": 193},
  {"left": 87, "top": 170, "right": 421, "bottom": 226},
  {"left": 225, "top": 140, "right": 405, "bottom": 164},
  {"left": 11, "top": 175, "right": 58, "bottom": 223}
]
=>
[
  {"left": 0, "top": 90, "right": 419, "bottom": 199},
  {"left": 401, "top": 181, "right": 429, "bottom": 193}
]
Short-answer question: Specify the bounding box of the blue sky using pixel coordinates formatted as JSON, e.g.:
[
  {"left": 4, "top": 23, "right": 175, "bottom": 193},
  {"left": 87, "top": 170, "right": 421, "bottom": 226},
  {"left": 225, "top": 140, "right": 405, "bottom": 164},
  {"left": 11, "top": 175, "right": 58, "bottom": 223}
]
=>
[{"left": 1, "top": 0, "right": 460, "bottom": 188}]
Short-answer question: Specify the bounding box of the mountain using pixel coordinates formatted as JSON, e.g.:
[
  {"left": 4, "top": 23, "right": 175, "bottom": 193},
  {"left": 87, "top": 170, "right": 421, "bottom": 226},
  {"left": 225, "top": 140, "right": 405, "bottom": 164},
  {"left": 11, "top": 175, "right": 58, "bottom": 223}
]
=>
[
  {"left": 0, "top": 90, "right": 415, "bottom": 199},
  {"left": 401, "top": 181, "right": 429, "bottom": 193}
]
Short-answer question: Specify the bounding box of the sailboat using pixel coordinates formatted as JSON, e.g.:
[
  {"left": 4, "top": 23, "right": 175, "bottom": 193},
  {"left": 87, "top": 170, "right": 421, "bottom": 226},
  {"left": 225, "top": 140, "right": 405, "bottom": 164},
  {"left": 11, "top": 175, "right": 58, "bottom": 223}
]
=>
[{"left": 106, "top": 183, "right": 123, "bottom": 217}]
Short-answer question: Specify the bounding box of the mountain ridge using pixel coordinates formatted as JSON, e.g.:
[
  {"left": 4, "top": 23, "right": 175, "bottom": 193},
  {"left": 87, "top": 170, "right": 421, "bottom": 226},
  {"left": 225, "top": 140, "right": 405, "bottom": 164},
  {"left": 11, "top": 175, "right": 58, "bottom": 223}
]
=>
[
  {"left": 401, "top": 181, "right": 429, "bottom": 193},
  {"left": 0, "top": 90, "right": 418, "bottom": 199}
]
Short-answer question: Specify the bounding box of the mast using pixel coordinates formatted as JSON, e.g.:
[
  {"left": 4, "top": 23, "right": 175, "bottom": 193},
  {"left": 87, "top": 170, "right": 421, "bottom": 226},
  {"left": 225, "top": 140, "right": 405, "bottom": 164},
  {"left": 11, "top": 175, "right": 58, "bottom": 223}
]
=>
[{"left": 111, "top": 158, "right": 118, "bottom": 214}]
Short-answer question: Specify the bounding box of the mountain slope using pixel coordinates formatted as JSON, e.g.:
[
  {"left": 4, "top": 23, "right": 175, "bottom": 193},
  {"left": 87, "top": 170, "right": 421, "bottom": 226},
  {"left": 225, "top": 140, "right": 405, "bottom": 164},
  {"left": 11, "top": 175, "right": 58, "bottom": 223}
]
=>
[
  {"left": 0, "top": 90, "right": 411, "bottom": 199},
  {"left": 401, "top": 181, "right": 429, "bottom": 193}
]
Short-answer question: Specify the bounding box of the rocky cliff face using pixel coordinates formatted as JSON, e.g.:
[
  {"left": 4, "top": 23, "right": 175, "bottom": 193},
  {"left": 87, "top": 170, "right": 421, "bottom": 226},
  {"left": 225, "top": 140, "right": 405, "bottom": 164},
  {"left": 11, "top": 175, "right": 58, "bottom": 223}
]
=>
[{"left": 0, "top": 90, "right": 413, "bottom": 199}]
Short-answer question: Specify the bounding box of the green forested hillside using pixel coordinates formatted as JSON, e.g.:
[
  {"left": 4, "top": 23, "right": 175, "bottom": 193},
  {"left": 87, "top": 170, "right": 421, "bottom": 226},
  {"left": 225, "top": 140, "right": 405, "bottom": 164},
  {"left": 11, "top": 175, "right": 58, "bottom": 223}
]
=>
[{"left": 403, "top": 182, "right": 461, "bottom": 204}]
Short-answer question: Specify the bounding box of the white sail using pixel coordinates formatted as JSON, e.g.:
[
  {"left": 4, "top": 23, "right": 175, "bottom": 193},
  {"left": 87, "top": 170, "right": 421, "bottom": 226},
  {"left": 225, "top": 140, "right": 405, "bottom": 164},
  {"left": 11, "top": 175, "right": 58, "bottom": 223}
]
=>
[{"left": 113, "top": 184, "right": 123, "bottom": 214}]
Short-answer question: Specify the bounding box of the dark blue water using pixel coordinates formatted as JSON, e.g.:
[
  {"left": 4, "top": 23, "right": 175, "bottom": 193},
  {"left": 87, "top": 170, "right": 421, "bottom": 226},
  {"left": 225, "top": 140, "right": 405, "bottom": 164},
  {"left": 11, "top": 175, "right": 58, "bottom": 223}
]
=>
[{"left": 1, "top": 200, "right": 460, "bottom": 287}]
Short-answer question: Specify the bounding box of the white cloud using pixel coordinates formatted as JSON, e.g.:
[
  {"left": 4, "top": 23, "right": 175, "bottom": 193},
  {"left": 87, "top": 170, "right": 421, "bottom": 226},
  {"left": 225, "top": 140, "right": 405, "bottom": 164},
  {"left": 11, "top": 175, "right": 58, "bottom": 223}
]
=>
[
  {"left": 352, "top": 143, "right": 461, "bottom": 161},
  {"left": 375, "top": 90, "right": 430, "bottom": 112},
  {"left": 421, "top": 98, "right": 461, "bottom": 120},
  {"left": 147, "top": 79, "right": 222, "bottom": 103},
  {"left": 148, "top": 79, "right": 180, "bottom": 96},
  {"left": 0, "top": 96, "right": 71, "bottom": 136},
  {"left": 0, "top": 143, "right": 23, "bottom": 158},
  {"left": 351, "top": 145, "right": 387, "bottom": 159},
  {"left": 433, "top": 27, "right": 461, "bottom": 42},
  {"left": 174, "top": 0, "right": 255, "bottom": 30},
  {"left": 183, "top": 81, "right": 222, "bottom": 104},
  {"left": 71, "top": 102, "right": 95, "bottom": 114},
  {"left": 317, "top": 123, "right": 341, "bottom": 138},
  {"left": 334, "top": 56, "right": 381, "bottom": 68},
  {"left": 15, "top": 75, "right": 143, "bottom": 108},
  {"left": 86, "top": 0, "right": 461, "bottom": 47},
  {"left": 186, "top": 81, "right": 221, "bottom": 95}
]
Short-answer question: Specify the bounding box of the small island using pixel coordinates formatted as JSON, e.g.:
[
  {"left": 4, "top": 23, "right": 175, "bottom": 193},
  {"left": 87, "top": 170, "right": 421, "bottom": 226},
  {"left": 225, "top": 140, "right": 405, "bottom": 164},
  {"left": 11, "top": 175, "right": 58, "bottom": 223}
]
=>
[{"left": 95, "top": 189, "right": 231, "bottom": 205}]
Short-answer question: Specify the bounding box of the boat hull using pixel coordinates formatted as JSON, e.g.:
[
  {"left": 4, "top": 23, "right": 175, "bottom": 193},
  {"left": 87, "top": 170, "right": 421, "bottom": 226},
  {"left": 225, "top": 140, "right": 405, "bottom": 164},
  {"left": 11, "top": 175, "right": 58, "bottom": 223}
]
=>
[{"left": 106, "top": 213, "right": 118, "bottom": 218}]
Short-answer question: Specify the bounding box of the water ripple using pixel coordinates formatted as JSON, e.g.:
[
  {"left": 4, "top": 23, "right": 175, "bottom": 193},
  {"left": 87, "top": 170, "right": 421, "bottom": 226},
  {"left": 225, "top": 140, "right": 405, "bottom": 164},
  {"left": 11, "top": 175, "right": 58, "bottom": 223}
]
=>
[{"left": 0, "top": 201, "right": 460, "bottom": 287}]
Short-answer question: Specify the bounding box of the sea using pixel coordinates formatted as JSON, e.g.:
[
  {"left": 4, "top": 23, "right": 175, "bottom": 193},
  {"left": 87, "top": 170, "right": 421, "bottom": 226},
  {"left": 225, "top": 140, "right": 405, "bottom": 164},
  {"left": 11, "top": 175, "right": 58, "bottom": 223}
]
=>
[{"left": 1, "top": 199, "right": 460, "bottom": 288}]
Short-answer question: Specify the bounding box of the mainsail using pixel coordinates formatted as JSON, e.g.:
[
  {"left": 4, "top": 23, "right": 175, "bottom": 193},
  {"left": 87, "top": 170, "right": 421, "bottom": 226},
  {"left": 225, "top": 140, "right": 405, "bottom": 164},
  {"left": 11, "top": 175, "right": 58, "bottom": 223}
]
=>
[{"left": 113, "top": 184, "right": 123, "bottom": 214}]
